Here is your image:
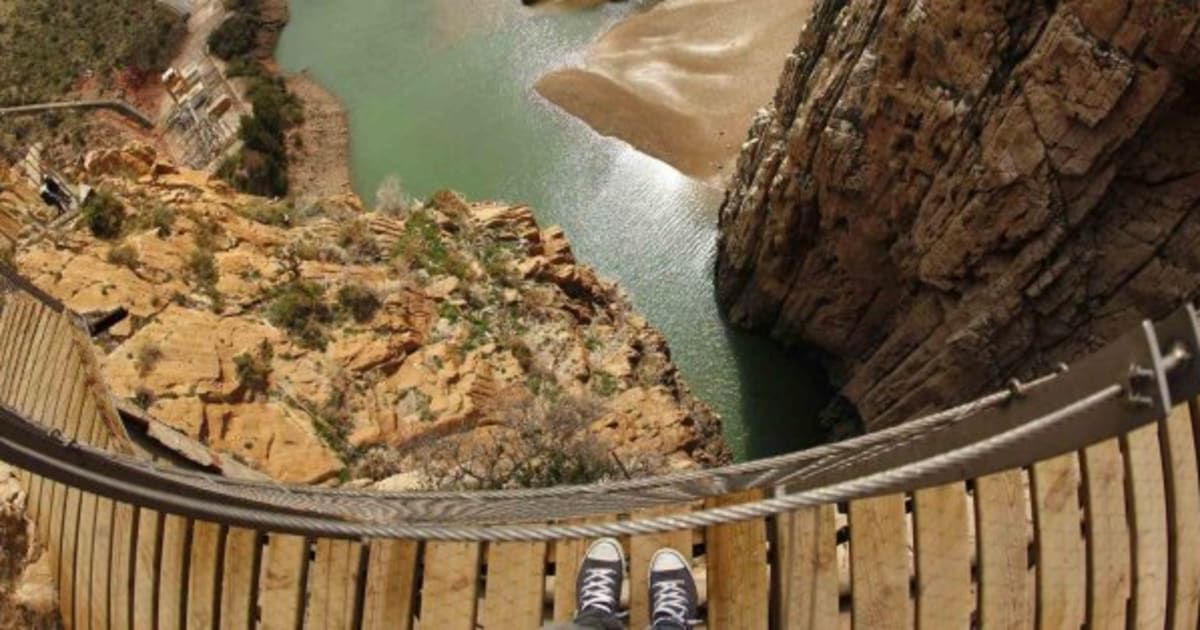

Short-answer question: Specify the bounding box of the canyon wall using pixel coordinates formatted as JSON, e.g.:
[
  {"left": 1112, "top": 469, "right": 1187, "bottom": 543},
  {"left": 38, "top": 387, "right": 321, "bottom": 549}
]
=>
[{"left": 717, "top": 0, "right": 1200, "bottom": 429}]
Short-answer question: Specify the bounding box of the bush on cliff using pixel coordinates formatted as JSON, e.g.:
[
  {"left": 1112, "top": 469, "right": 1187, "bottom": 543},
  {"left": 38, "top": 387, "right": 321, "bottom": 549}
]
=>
[
  {"left": 417, "top": 396, "right": 624, "bottom": 489},
  {"left": 268, "top": 280, "right": 333, "bottom": 350},
  {"left": 337, "top": 283, "right": 381, "bottom": 323},
  {"left": 82, "top": 190, "right": 126, "bottom": 240}
]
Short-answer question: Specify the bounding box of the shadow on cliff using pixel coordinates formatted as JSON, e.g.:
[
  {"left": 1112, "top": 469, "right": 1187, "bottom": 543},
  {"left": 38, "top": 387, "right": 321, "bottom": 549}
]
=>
[{"left": 722, "top": 323, "right": 835, "bottom": 459}]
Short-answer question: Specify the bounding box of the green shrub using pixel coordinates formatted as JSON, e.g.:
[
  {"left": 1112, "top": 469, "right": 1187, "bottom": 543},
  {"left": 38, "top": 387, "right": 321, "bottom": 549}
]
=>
[
  {"left": 146, "top": 205, "right": 176, "bottom": 237},
  {"left": 337, "top": 283, "right": 381, "bottom": 323},
  {"left": 234, "top": 340, "right": 273, "bottom": 393},
  {"left": 134, "top": 341, "right": 162, "bottom": 376},
  {"left": 207, "top": 12, "right": 258, "bottom": 60},
  {"left": 268, "top": 281, "right": 332, "bottom": 349},
  {"left": 590, "top": 371, "right": 619, "bottom": 397},
  {"left": 418, "top": 396, "right": 619, "bottom": 489},
  {"left": 186, "top": 249, "right": 219, "bottom": 295},
  {"left": 106, "top": 244, "right": 139, "bottom": 270},
  {"left": 337, "top": 220, "right": 381, "bottom": 262},
  {"left": 393, "top": 210, "right": 470, "bottom": 277},
  {"left": 82, "top": 190, "right": 125, "bottom": 239},
  {"left": 132, "top": 387, "right": 155, "bottom": 410},
  {"left": 191, "top": 217, "right": 223, "bottom": 250}
]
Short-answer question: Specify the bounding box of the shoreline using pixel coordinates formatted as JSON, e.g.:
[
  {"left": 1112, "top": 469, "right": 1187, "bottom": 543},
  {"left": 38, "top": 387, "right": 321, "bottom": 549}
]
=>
[
  {"left": 158, "top": 0, "right": 353, "bottom": 196},
  {"left": 284, "top": 71, "right": 353, "bottom": 199},
  {"left": 535, "top": 0, "right": 812, "bottom": 185}
]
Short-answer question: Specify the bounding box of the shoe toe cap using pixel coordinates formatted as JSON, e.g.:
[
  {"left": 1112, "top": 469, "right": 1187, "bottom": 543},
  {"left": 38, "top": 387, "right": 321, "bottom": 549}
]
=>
[{"left": 650, "top": 549, "right": 688, "bottom": 572}]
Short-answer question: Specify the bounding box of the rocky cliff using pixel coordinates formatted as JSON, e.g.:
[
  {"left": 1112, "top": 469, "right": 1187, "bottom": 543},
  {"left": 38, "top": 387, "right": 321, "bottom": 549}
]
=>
[
  {"left": 2, "top": 145, "right": 728, "bottom": 486},
  {"left": 717, "top": 0, "right": 1200, "bottom": 429}
]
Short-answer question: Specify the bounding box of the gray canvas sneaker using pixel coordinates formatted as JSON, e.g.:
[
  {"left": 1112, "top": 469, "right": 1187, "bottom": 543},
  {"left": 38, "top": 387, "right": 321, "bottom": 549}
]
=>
[
  {"left": 573, "top": 537, "right": 625, "bottom": 625},
  {"left": 648, "top": 548, "right": 698, "bottom": 629}
]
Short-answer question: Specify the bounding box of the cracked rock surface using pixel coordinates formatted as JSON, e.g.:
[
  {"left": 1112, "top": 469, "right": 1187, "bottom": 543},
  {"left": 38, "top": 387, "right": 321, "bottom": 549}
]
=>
[{"left": 717, "top": 0, "right": 1200, "bottom": 429}]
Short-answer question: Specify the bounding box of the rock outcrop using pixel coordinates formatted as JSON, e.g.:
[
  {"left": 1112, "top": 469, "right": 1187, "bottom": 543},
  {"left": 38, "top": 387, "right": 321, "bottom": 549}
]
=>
[
  {"left": 8, "top": 145, "right": 728, "bottom": 485},
  {"left": 0, "top": 464, "right": 59, "bottom": 628},
  {"left": 717, "top": 0, "right": 1200, "bottom": 429}
]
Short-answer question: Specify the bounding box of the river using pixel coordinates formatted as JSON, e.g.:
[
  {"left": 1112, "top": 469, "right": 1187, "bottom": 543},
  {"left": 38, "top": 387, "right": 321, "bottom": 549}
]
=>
[{"left": 276, "top": 0, "right": 830, "bottom": 460}]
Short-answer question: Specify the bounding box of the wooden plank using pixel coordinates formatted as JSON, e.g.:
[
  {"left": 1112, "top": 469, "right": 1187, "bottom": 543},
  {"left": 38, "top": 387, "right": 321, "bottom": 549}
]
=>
[
  {"left": 1123, "top": 422, "right": 1169, "bottom": 629},
  {"left": 61, "top": 353, "right": 89, "bottom": 441},
  {"left": 305, "top": 538, "right": 362, "bottom": 630},
  {"left": 110, "top": 503, "right": 136, "bottom": 630},
  {"left": 47, "top": 481, "right": 67, "bottom": 579},
  {"left": 552, "top": 533, "right": 588, "bottom": 621},
  {"left": 28, "top": 474, "right": 46, "bottom": 542},
  {"left": 25, "top": 321, "right": 70, "bottom": 541},
  {"left": 158, "top": 515, "right": 190, "bottom": 630},
  {"left": 913, "top": 484, "right": 971, "bottom": 630},
  {"left": 90, "top": 497, "right": 115, "bottom": 630},
  {"left": 40, "top": 315, "right": 78, "bottom": 432},
  {"left": 73, "top": 392, "right": 99, "bottom": 455},
  {"left": 0, "top": 301, "right": 38, "bottom": 408},
  {"left": 59, "top": 485, "right": 83, "bottom": 628},
  {"left": 1163, "top": 403, "right": 1200, "bottom": 629},
  {"left": 848, "top": 494, "right": 910, "bottom": 630},
  {"left": 361, "top": 539, "right": 418, "bottom": 630},
  {"left": 6, "top": 301, "right": 44, "bottom": 490},
  {"left": 74, "top": 492, "right": 98, "bottom": 630},
  {"left": 187, "top": 521, "right": 223, "bottom": 630},
  {"left": 706, "top": 490, "right": 769, "bottom": 630},
  {"left": 420, "top": 542, "right": 481, "bottom": 630},
  {"left": 27, "top": 313, "right": 70, "bottom": 424},
  {"left": 1030, "top": 453, "right": 1085, "bottom": 630},
  {"left": 629, "top": 507, "right": 692, "bottom": 630},
  {"left": 134, "top": 509, "right": 162, "bottom": 630},
  {"left": 482, "top": 541, "right": 547, "bottom": 630},
  {"left": 257, "top": 534, "right": 308, "bottom": 630},
  {"left": 775, "top": 505, "right": 839, "bottom": 629},
  {"left": 219, "top": 528, "right": 260, "bottom": 630},
  {"left": 47, "top": 358, "right": 89, "bottom": 582},
  {"left": 975, "top": 469, "right": 1032, "bottom": 630},
  {"left": 13, "top": 304, "right": 54, "bottom": 416},
  {"left": 0, "top": 298, "right": 26, "bottom": 396}
]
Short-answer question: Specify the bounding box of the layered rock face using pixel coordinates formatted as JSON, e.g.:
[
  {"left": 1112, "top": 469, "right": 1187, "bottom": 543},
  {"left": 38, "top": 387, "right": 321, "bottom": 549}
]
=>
[
  {"left": 717, "top": 0, "right": 1200, "bottom": 429},
  {"left": 4, "top": 145, "right": 728, "bottom": 486}
]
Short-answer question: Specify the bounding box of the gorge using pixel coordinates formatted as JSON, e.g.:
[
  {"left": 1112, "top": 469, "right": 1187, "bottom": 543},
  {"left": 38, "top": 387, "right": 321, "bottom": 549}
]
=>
[{"left": 276, "top": 0, "right": 833, "bottom": 459}]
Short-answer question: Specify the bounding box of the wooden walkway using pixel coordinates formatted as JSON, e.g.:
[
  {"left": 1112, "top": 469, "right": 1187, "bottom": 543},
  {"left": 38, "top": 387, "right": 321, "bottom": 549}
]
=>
[{"left": 4, "top": 285, "right": 1200, "bottom": 628}]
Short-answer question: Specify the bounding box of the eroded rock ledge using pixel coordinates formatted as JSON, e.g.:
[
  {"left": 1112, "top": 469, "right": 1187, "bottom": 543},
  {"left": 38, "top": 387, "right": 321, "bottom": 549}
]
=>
[
  {"left": 3, "top": 145, "right": 729, "bottom": 486},
  {"left": 717, "top": 0, "right": 1200, "bottom": 429}
]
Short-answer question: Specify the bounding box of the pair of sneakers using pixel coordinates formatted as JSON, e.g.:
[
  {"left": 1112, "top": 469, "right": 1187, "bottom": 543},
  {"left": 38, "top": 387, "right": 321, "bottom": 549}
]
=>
[{"left": 574, "top": 537, "right": 699, "bottom": 629}]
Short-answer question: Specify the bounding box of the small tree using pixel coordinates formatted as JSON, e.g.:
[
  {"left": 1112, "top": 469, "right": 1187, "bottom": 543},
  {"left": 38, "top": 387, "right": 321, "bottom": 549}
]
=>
[
  {"left": 234, "top": 340, "right": 273, "bottom": 394},
  {"left": 337, "top": 283, "right": 381, "bottom": 323},
  {"left": 268, "top": 280, "right": 333, "bottom": 349},
  {"left": 107, "top": 244, "right": 140, "bottom": 270},
  {"left": 416, "top": 395, "right": 629, "bottom": 490},
  {"left": 375, "top": 175, "right": 409, "bottom": 214},
  {"left": 207, "top": 13, "right": 258, "bottom": 60},
  {"left": 82, "top": 190, "right": 125, "bottom": 239}
]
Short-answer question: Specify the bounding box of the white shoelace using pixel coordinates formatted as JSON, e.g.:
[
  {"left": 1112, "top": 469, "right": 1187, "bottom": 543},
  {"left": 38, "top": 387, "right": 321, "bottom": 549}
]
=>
[
  {"left": 579, "top": 568, "right": 619, "bottom": 613},
  {"left": 652, "top": 579, "right": 693, "bottom": 625}
]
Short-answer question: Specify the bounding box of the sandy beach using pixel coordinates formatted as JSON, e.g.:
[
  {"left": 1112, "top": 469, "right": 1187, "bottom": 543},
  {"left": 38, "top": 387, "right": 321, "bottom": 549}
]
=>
[{"left": 536, "top": 0, "right": 812, "bottom": 184}]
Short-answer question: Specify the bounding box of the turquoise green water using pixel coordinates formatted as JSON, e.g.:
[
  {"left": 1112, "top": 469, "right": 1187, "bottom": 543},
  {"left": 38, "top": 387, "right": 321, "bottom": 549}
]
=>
[{"left": 276, "top": 0, "right": 830, "bottom": 460}]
